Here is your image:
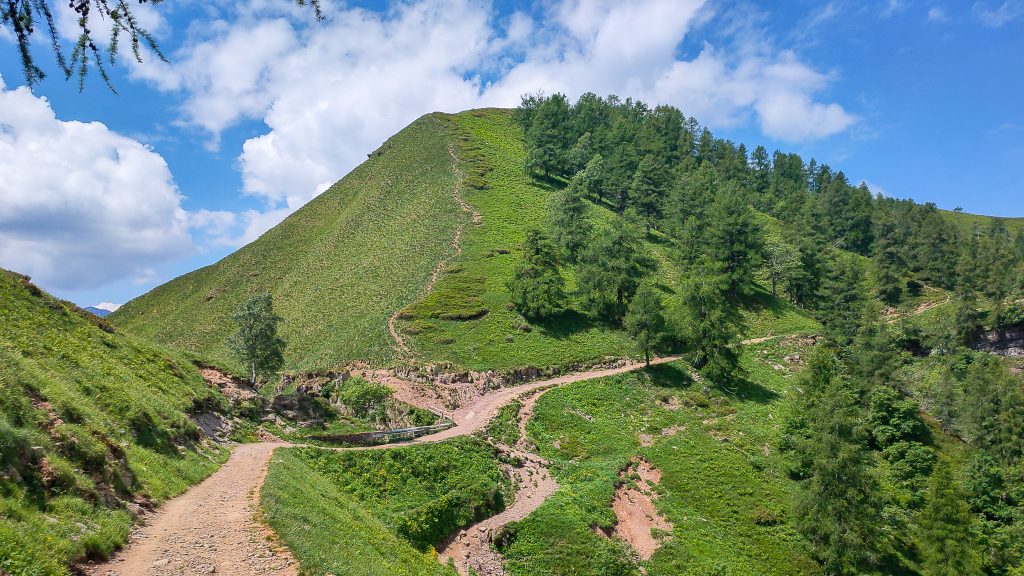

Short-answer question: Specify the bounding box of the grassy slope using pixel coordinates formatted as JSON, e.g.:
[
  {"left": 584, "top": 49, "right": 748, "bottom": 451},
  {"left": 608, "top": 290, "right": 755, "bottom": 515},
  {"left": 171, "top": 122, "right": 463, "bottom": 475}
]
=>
[
  {"left": 261, "top": 438, "right": 505, "bottom": 575},
  {"left": 498, "top": 344, "right": 822, "bottom": 576},
  {"left": 941, "top": 209, "right": 1024, "bottom": 235},
  {"left": 400, "top": 109, "right": 818, "bottom": 370},
  {"left": 0, "top": 270, "right": 228, "bottom": 575},
  {"left": 112, "top": 113, "right": 466, "bottom": 372}
]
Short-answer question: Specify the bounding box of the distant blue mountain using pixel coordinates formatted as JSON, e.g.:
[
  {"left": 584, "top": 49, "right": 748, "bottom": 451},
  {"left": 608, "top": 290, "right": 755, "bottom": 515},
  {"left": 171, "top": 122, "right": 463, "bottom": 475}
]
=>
[{"left": 84, "top": 306, "right": 112, "bottom": 317}]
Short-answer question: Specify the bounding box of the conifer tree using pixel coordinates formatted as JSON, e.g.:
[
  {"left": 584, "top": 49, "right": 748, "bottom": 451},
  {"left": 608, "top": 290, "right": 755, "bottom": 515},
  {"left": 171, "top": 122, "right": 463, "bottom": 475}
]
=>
[
  {"left": 630, "top": 155, "right": 667, "bottom": 234},
  {"left": 549, "top": 175, "right": 593, "bottom": 263},
  {"left": 625, "top": 282, "right": 666, "bottom": 366},
  {"left": 818, "top": 256, "right": 867, "bottom": 343},
  {"left": 576, "top": 217, "right": 656, "bottom": 322},
  {"left": 525, "top": 94, "right": 571, "bottom": 179},
  {"left": 919, "top": 460, "right": 982, "bottom": 576},
  {"left": 795, "top": 347, "right": 886, "bottom": 576},
  {"left": 679, "top": 270, "right": 744, "bottom": 384},
  {"left": 508, "top": 229, "right": 567, "bottom": 320},
  {"left": 705, "top": 183, "right": 763, "bottom": 299}
]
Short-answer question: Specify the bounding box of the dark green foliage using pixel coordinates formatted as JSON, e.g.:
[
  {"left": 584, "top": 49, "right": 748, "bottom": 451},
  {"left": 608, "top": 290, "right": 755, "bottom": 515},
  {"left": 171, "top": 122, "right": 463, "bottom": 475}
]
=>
[
  {"left": 576, "top": 217, "right": 656, "bottom": 323},
  {"left": 508, "top": 229, "right": 567, "bottom": 320},
  {"left": 961, "top": 355, "right": 1024, "bottom": 464},
  {"left": 226, "top": 293, "right": 286, "bottom": 385},
  {"left": 793, "top": 348, "right": 886, "bottom": 575},
  {"left": 629, "top": 155, "right": 667, "bottom": 233},
  {"left": 816, "top": 256, "right": 867, "bottom": 343},
  {"left": 525, "top": 93, "right": 572, "bottom": 178},
  {"left": 624, "top": 282, "right": 666, "bottom": 365},
  {"left": 703, "top": 183, "right": 763, "bottom": 298},
  {"left": 918, "top": 460, "right": 982, "bottom": 576},
  {"left": 549, "top": 173, "right": 593, "bottom": 262},
  {"left": 679, "top": 272, "right": 744, "bottom": 384}
]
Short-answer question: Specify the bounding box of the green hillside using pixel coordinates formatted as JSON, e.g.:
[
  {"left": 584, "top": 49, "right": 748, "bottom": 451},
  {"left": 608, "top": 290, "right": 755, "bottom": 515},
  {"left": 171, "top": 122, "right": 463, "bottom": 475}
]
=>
[
  {"left": 396, "top": 110, "right": 818, "bottom": 370},
  {"left": 0, "top": 270, "right": 228, "bottom": 574},
  {"left": 941, "top": 208, "right": 1024, "bottom": 236},
  {"left": 114, "top": 108, "right": 817, "bottom": 374},
  {"left": 112, "top": 112, "right": 468, "bottom": 372}
]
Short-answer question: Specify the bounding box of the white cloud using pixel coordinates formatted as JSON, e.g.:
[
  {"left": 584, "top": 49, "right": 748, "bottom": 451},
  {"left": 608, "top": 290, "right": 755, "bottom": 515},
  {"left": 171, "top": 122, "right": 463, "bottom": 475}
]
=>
[
  {"left": 881, "top": 0, "right": 910, "bottom": 18},
  {"left": 0, "top": 74, "right": 192, "bottom": 291},
  {"left": 973, "top": 1, "right": 1024, "bottom": 26},
  {"left": 128, "top": 0, "right": 855, "bottom": 237},
  {"left": 927, "top": 7, "right": 951, "bottom": 22}
]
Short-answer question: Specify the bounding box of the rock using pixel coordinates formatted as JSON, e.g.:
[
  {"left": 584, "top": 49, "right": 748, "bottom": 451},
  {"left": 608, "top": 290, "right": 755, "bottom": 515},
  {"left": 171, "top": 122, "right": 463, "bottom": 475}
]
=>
[{"left": 152, "top": 558, "right": 170, "bottom": 567}]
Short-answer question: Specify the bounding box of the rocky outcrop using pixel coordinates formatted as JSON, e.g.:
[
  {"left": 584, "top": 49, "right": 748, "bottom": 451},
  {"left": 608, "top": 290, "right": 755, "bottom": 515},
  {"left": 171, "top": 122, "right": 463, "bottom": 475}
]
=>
[{"left": 975, "top": 327, "right": 1024, "bottom": 356}]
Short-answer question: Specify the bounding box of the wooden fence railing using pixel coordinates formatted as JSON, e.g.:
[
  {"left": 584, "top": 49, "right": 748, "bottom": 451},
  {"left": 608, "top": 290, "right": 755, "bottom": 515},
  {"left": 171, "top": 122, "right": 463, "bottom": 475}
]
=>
[{"left": 307, "top": 421, "right": 454, "bottom": 446}]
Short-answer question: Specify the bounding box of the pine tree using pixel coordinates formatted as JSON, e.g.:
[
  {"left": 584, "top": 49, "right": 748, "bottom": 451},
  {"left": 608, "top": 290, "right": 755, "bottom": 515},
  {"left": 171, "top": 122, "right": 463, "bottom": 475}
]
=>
[
  {"left": 576, "top": 217, "right": 656, "bottom": 322},
  {"left": 227, "top": 294, "right": 286, "bottom": 385},
  {"left": 625, "top": 282, "right": 666, "bottom": 366},
  {"left": 508, "top": 229, "right": 567, "bottom": 320},
  {"left": 549, "top": 175, "right": 593, "bottom": 262},
  {"left": 679, "top": 270, "right": 744, "bottom": 384},
  {"left": 919, "top": 460, "right": 982, "bottom": 576},
  {"left": 629, "top": 155, "right": 667, "bottom": 233},
  {"left": 705, "top": 183, "right": 763, "bottom": 299},
  {"left": 795, "top": 347, "right": 886, "bottom": 576},
  {"left": 525, "top": 94, "right": 571, "bottom": 179}
]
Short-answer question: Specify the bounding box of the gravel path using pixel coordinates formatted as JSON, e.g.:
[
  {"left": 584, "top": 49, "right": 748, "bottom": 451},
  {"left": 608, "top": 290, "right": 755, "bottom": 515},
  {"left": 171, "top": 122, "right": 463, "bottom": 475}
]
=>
[{"left": 83, "top": 443, "right": 297, "bottom": 576}]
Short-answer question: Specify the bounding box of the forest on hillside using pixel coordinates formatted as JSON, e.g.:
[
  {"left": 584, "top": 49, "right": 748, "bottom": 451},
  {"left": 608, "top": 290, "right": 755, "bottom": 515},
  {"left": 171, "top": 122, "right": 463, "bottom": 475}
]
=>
[{"left": 510, "top": 93, "right": 1024, "bottom": 576}]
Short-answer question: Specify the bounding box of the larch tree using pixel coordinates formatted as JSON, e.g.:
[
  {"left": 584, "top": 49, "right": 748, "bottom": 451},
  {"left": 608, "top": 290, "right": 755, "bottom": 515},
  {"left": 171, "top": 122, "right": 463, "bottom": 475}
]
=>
[
  {"left": 576, "top": 217, "right": 656, "bottom": 323},
  {"left": 508, "top": 228, "right": 567, "bottom": 320},
  {"left": 795, "top": 347, "right": 886, "bottom": 576},
  {"left": 629, "top": 154, "right": 667, "bottom": 234},
  {"left": 624, "top": 282, "right": 666, "bottom": 366},
  {"left": 918, "top": 459, "right": 982, "bottom": 576},
  {"left": 549, "top": 174, "right": 593, "bottom": 263},
  {"left": 679, "top": 270, "right": 743, "bottom": 384}
]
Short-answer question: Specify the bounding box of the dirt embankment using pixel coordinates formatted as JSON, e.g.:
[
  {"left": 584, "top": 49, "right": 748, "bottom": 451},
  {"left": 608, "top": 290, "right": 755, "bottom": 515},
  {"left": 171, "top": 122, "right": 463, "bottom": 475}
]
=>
[{"left": 606, "top": 458, "right": 672, "bottom": 561}]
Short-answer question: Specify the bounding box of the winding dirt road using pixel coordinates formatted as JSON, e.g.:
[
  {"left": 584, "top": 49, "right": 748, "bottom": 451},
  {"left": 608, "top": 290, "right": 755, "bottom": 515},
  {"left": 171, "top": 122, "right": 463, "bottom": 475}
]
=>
[
  {"left": 83, "top": 443, "right": 298, "bottom": 576},
  {"left": 84, "top": 355, "right": 680, "bottom": 575}
]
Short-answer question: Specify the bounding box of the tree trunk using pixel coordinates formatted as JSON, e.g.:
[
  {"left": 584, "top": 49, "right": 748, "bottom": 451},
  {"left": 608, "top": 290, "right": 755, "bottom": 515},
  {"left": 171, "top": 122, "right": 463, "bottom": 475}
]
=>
[
  {"left": 645, "top": 348, "right": 650, "bottom": 367},
  {"left": 771, "top": 274, "right": 777, "bottom": 296},
  {"left": 251, "top": 363, "right": 257, "bottom": 387}
]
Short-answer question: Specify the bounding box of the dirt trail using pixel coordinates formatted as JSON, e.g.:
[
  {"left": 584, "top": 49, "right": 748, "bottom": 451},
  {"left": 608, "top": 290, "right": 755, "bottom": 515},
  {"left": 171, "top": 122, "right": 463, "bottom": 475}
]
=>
[
  {"left": 436, "top": 388, "right": 558, "bottom": 576},
  {"left": 83, "top": 443, "right": 297, "bottom": 576},
  {"left": 87, "top": 356, "right": 680, "bottom": 575},
  {"left": 387, "top": 142, "right": 481, "bottom": 358}
]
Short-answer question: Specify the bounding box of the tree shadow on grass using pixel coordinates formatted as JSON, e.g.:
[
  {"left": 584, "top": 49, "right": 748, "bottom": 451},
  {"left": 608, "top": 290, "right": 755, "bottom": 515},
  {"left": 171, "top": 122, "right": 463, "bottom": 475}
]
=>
[
  {"left": 533, "top": 309, "right": 611, "bottom": 340},
  {"left": 738, "top": 285, "right": 788, "bottom": 316},
  {"left": 643, "top": 362, "right": 694, "bottom": 389},
  {"left": 713, "top": 374, "right": 779, "bottom": 405}
]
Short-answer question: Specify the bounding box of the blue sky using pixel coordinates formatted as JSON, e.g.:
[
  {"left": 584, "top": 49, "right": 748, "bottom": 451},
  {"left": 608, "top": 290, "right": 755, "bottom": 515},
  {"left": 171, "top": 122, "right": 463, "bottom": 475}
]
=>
[{"left": 0, "top": 0, "right": 1021, "bottom": 309}]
